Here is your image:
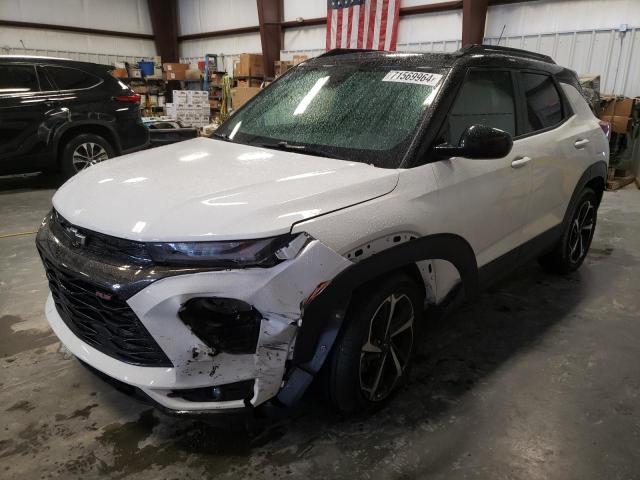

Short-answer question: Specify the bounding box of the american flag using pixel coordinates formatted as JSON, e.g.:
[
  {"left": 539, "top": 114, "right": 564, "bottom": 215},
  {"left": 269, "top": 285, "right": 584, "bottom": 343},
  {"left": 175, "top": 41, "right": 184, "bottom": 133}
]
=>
[{"left": 326, "top": 0, "right": 400, "bottom": 51}]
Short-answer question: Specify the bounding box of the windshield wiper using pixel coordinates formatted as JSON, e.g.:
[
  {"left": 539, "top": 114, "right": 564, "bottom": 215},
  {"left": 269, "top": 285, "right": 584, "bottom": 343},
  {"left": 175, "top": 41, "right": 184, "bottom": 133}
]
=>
[
  {"left": 259, "top": 141, "right": 345, "bottom": 160},
  {"left": 212, "top": 132, "right": 232, "bottom": 142}
]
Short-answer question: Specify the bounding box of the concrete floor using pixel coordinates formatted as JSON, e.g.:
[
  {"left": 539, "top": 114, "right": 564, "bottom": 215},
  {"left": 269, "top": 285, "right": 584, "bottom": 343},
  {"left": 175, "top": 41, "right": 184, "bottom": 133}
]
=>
[{"left": 1, "top": 174, "right": 639, "bottom": 480}]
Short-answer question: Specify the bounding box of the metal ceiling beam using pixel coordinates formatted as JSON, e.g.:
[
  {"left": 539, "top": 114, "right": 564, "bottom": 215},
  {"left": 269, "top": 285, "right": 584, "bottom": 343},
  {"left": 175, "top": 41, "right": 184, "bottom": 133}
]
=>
[
  {"left": 462, "top": 0, "right": 489, "bottom": 46},
  {"left": 147, "top": 0, "right": 179, "bottom": 62},
  {"left": 0, "top": 19, "right": 154, "bottom": 40},
  {"left": 256, "top": 0, "right": 284, "bottom": 78}
]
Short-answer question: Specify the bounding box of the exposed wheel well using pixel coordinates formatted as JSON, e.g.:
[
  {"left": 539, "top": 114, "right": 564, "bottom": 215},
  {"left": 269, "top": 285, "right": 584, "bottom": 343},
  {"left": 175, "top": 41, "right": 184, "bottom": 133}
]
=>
[
  {"left": 585, "top": 176, "right": 605, "bottom": 206},
  {"left": 352, "top": 263, "right": 427, "bottom": 303},
  {"left": 56, "top": 125, "right": 119, "bottom": 165}
]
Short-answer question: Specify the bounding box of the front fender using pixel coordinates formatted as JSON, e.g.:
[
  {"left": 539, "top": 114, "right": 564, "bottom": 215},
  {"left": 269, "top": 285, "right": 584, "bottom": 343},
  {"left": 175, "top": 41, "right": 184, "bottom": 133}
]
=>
[{"left": 277, "top": 233, "right": 479, "bottom": 406}]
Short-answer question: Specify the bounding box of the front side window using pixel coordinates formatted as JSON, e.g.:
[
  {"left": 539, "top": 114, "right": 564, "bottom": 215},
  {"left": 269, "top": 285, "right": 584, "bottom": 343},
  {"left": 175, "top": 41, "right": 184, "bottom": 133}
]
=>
[
  {"left": 215, "top": 65, "right": 447, "bottom": 167},
  {"left": 0, "top": 65, "right": 39, "bottom": 94},
  {"left": 445, "top": 70, "right": 516, "bottom": 145},
  {"left": 45, "top": 66, "right": 101, "bottom": 90},
  {"left": 520, "top": 72, "right": 563, "bottom": 133}
]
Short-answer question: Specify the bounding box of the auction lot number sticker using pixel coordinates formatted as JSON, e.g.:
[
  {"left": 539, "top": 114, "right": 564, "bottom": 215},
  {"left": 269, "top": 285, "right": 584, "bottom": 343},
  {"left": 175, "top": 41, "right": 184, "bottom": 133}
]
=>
[{"left": 382, "top": 71, "right": 443, "bottom": 86}]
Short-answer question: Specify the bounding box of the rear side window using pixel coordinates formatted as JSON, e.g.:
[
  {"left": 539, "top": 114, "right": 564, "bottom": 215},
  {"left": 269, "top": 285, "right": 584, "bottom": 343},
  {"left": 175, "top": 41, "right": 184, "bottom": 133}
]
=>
[
  {"left": 520, "top": 73, "right": 563, "bottom": 133},
  {"left": 446, "top": 70, "right": 516, "bottom": 145},
  {"left": 0, "top": 64, "right": 39, "bottom": 94},
  {"left": 45, "top": 66, "right": 101, "bottom": 90},
  {"left": 36, "top": 66, "right": 55, "bottom": 91}
]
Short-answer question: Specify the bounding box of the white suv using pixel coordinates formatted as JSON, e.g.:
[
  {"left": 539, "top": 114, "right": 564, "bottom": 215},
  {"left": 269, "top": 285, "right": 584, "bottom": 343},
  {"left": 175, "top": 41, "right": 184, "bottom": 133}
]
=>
[{"left": 37, "top": 45, "right": 609, "bottom": 415}]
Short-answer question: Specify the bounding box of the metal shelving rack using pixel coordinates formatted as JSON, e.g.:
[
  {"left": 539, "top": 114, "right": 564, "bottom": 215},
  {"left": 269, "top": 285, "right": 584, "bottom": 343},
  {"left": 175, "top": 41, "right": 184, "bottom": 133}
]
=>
[{"left": 203, "top": 53, "right": 226, "bottom": 114}]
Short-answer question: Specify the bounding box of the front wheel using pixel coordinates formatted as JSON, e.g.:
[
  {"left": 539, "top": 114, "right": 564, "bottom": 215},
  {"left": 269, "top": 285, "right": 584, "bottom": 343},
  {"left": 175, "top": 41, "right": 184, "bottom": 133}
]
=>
[
  {"left": 326, "top": 273, "right": 423, "bottom": 414},
  {"left": 60, "top": 133, "right": 115, "bottom": 178},
  {"left": 538, "top": 187, "right": 598, "bottom": 274}
]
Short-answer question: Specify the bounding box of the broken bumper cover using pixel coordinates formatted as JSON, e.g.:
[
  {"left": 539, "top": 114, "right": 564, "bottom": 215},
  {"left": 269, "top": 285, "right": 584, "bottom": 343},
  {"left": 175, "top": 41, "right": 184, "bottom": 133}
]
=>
[{"left": 41, "top": 234, "right": 351, "bottom": 413}]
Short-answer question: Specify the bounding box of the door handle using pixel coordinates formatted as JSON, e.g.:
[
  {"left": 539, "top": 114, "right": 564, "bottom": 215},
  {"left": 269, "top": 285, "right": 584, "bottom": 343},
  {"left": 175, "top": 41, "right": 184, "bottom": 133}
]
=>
[
  {"left": 574, "top": 138, "right": 590, "bottom": 149},
  {"left": 511, "top": 156, "right": 531, "bottom": 168}
]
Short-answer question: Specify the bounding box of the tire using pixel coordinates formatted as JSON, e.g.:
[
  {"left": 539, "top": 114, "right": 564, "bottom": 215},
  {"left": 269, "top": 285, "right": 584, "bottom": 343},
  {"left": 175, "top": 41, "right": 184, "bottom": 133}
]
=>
[
  {"left": 326, "top": 273, "right": 423, "bottom": 414},
  {"left": 538, "top": 187, "right": 598, "bottom": 274},
  {"left": 60, "top": 133, "right": 115, "bottom": 178}
]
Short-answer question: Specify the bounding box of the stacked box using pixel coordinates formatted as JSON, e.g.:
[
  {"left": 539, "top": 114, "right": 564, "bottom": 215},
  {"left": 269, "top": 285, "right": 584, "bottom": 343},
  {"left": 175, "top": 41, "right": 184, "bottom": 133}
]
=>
[
  {"left": 233, "top": 53, "right": 264, "bottom": 77},
  {"left": 165, "top": 90, "right": 210, "bottom": 127},
  {"left": 600, "top": 96, "right": 636, "bottom": 134}
]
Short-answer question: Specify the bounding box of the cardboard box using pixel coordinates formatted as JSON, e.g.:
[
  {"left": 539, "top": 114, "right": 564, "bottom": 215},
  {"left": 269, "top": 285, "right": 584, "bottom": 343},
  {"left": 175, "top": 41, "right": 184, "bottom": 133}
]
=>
[
  {"left": 234, "top": 53, "right": 264, "bottom": 77},
  {"left": 236, "top": 78, "right": 262, "bottom": 88},
  {"left": 274, "top": 60, "right": 293, "bottom": 77},
  {"left": 187, "top": 90, "right": 208, "bottom": 103},
  {"left": 163, "top": 62, "right": 188, "bottom": 72},
  {"left": 164, "top": 70, "right": 186, "bottom": 81},
  {"left": 292, "top": 55, "right": 308, "bottom": 65},
  {"left": 185, "top": 69, "right": 202, "bottom": 81},
  {"left": 112, "top": 68, "right": 128, "bottom": 78},
  {"left": 231, "top": 87, "right": 261, "bottom": 109},
  {"left": 579, "top": 74, "right": 601, "bottom": 94},
  {"left": 172, "top": 90, "right": 189, "bottom": 103},
  {"left": 601, "top": 115, "right": 632, "bottom": 134},
  {"left": 614, "top": 98, "right": 636, "bottom": 117},
  {"left": 601, "top": 96, "right": 637, "bottom": 117}
]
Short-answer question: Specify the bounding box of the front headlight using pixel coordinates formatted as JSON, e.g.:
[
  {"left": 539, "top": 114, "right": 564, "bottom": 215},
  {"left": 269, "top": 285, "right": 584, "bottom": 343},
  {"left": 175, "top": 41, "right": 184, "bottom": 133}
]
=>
[{"left": 147, "top": 233, "right": 312, "bottom": 267}]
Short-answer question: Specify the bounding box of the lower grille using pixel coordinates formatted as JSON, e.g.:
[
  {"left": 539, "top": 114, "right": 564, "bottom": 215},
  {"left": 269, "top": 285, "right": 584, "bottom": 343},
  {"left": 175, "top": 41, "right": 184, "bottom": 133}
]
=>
[{"left": 42, "top": 257, "right": 172, "bottom": 367}]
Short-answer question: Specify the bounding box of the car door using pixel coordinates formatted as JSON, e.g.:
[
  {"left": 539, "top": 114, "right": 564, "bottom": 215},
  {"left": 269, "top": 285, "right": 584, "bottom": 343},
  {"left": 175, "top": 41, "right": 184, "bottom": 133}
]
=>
[
  {"left": 0, "top": 63, "right": 53, "bottom": 173},
  {"left": 515, "top": 71, "right": 601, "bottom": 241},
  {"left": 429, "top": 69, "right": 532, "bottom": 270}
]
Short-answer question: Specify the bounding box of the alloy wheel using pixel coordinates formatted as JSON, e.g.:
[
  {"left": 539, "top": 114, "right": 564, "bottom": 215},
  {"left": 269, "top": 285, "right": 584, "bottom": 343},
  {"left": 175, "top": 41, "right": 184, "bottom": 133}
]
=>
[
  {"left": 568, "top": 199, "right": 595, "bottom": 264},
  {"left": 359, "top": 293, "right": 414, "bottom": 402},
  {"left": 72, "top": 142, "right": 109, "bottom": 171}
]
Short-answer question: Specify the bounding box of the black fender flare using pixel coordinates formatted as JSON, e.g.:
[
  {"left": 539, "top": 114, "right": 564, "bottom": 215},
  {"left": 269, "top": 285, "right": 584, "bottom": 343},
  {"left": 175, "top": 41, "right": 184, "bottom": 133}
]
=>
[
  {"left": 561, "top": 160, "right": 607, "bottom": 229},
  {"left": 294, "top": 232, "right": 479, "bottom": 364},
  {"left": 277, "top": 233, "right": 478, "bottom": 406},
  {"left": 51, "top": 119, "right": 122, "bottom": 156}
]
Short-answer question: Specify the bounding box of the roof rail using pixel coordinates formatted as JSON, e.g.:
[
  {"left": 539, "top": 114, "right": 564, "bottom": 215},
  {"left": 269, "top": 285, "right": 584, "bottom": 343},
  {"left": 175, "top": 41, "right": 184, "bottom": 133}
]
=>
[
  {"left": 458, "top": 44, "right": 555, "bottom": 64},
  {"left": 317, "top": 48, "right": 378, "bottom": 58}
]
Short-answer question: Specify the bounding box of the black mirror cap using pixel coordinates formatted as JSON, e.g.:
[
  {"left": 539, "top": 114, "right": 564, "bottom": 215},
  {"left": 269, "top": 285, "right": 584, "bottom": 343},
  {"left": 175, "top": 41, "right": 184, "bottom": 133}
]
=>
[{"left": 433, "top": 124, "right": 514, "bottom": 160}]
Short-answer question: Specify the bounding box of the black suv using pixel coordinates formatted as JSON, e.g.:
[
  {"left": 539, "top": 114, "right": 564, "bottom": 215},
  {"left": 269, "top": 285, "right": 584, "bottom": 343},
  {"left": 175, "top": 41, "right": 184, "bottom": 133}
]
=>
[{"left": 0, "top": 56, "right": 149, "bottom": 177}]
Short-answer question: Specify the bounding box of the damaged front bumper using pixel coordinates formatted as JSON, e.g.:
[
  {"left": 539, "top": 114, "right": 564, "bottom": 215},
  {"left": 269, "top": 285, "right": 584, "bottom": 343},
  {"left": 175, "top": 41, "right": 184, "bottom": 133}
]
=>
[{"left": 37, "top": 215, "right": 351, "bottom": 413}]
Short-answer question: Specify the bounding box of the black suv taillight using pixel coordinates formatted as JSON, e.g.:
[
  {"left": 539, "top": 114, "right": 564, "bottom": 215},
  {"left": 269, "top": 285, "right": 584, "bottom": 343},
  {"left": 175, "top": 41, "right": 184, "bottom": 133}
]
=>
[{"left": 114, "top": 94, "right": 141, "bottom": 104}]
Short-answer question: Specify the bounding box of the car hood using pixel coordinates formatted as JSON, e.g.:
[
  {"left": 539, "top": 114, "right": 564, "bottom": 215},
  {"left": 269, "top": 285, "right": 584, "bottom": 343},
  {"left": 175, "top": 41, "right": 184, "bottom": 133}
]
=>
[{"left": 53, "top": 137, "right": 399, "bottom": 241}]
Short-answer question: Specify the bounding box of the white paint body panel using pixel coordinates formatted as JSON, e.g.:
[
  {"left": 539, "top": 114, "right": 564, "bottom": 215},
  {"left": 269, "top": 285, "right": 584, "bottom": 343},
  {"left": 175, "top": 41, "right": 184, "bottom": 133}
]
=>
[
  {"left": 45, "top": 81, "right": 607, "bottom": 412},
  {"left": 53, "top": 137, "right": 399, "bottom": 241},
  {"left": 45, "top": 239, "right": 351, "bottom": 411}
]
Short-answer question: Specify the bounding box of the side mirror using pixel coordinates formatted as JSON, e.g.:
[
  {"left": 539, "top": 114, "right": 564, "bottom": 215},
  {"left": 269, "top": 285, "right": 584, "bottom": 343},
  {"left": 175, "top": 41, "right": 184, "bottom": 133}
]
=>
[{"left": 433, "top": 124, "right": 514, "bottom": 160}]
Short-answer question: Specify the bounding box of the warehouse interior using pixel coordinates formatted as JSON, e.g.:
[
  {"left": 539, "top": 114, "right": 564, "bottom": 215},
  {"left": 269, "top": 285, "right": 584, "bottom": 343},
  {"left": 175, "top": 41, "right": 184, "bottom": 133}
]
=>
[{"left": 1, "top": 0, "right": 640, "bottom": 478}]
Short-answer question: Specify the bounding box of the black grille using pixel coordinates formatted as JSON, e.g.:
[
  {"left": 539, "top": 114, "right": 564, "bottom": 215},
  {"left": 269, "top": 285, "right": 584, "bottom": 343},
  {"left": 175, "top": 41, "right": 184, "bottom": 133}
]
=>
[
  {"left": 50, "top": 210, "right": 152, "bottom": 266},
  {"left": 42, "top": 257, "right": 172, "bottom": 367}
]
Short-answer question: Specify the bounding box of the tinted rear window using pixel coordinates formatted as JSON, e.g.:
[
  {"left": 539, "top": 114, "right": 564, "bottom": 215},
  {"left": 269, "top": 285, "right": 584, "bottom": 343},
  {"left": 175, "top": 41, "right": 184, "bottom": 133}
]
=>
[
  {"left": 46, "top": 66, "right": 101, "bottom": 90},
  {"left": 521, "top": 73, "right": 563, "bottom": 133},
  {"left": 0, "top": 64, "right": 39, "bottom": 94}
]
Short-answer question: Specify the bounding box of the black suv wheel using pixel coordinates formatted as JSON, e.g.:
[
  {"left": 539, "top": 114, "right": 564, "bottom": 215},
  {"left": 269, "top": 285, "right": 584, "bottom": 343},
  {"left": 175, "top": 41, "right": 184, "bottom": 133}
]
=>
[
  {"left": 539, "top": 187, "right": 598, "bottom": 274},
  {"left": 326, "top": 273, "right": 423, "bottom": 414},
  {"left": 60, "top": 133, "right": 115, "bottom": 177}
]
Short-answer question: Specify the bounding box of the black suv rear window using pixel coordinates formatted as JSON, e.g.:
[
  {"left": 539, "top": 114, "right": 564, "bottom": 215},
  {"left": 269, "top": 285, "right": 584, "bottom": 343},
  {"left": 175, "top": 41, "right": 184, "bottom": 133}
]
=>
[
  {"left": 0, "top": 65, "right": 39, "bottom": 94},
  {"left": 46, "top": 66, "right": 101, "bottom": 90},
  {"left": 520, "top": 73, "right": 563, "bottom": 133}
]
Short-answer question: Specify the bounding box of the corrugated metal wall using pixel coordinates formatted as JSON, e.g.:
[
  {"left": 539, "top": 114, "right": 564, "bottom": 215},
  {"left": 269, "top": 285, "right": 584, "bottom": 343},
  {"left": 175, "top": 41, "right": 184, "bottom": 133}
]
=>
[
  {"left": 281, "top": 25, "right": 640, "bottom": 97},
  {"left": 0, "top": 0, "right": 156, "bottom": 58}
]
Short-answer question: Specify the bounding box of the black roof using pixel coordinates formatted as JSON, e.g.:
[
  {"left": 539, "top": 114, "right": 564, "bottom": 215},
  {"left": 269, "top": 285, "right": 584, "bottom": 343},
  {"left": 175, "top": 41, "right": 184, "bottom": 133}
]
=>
[
  {"left": 307, "top": 44, "right": 571, "bottom": 79},
  {"left": 0, "top": 55, "right": 111, "bottom": 72}
]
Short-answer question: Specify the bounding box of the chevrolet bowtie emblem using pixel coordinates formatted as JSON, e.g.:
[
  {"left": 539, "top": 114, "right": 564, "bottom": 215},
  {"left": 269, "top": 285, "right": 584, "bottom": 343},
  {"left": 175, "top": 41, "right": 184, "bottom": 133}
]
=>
[{"left": 66, "top": 226, "right": 87, "bottom": 248}]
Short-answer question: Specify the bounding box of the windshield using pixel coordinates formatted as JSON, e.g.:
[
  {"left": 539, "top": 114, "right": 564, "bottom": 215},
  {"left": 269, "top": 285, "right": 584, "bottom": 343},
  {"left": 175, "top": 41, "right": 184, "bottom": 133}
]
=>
[{"left": 215, "top": 64, "right": 447, "bottom": 168}]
